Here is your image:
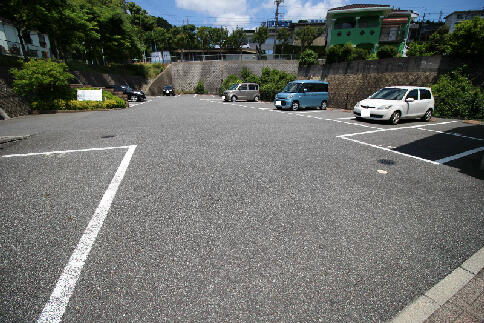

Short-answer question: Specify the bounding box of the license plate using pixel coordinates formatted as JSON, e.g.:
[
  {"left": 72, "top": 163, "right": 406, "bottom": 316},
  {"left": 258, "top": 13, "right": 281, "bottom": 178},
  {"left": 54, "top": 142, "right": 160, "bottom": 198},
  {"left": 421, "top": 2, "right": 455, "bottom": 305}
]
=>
[
  {"left": 276, "top": 100, "right": 282, "bottom": 105},
  {"left": 361, "top": 109, "right": 370, "bottom": 117},
  {"left": 222, "top": 96, "right": 225, "bottom": 100},
  {"left": 166, "top": 91, "right": 169, "bottom": 94}
]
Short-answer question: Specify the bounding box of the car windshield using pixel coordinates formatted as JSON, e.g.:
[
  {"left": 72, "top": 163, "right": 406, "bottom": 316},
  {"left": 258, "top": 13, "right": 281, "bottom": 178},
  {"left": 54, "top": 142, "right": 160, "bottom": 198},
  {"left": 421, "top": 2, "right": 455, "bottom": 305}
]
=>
[
  {"left": 370, "top": 88, "right": 408, "bottom": 100},
  {"left": 164, "top": 86, "right": 172, "bottom": 89},
  {"left": 282, "top": 82, "right": 300, "bottom": 93},
  {"left": 228, "top": 84, "right": 239, "bottom": 90}
]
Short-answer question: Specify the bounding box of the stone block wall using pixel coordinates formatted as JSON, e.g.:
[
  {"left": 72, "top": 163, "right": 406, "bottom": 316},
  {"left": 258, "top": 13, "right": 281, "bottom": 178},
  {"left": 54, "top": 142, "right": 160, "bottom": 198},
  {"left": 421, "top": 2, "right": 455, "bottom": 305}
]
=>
[
  {"left": 145, "top": 64, "right": 173, "bottom": 96},
  {"left": 0, "top": 79, "right": 30, "bottom": 118},
  {"left": 327, "top": 72, "right": 439, "bottom": 110},
  {"left": 168, "top": 60, "right": 299, "bottom": 94}
]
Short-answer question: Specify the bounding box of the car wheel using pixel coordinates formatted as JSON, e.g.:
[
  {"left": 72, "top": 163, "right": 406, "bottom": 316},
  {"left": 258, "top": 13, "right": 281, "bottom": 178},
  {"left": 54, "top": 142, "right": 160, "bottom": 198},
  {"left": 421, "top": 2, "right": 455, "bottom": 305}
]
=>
[
  {"left": 137, "top": 96, "right": 141, "bottom": 102},
  {"left": 355, "top": 116, "right": 363, "bottom": 121},
  {"left": 275, "top": 106, "right": 281, "bottom": 110},
  {"left": 320, "top": 100, "right": 327, "bottom": 110},
  {"left": 291, "top": 101, "right": 299, "bottom": 111},
  {"left": 231, "top": 95, "right": 237, "bottom": 102},
  {"left": 254, "top": 95, "right": 259, "bottom": 102},
  {"left": 390, "top": 111, "right": 401, "bottom": 125},
  {"left": 422, "top": 109, "right": 432, "bottom": 121}
]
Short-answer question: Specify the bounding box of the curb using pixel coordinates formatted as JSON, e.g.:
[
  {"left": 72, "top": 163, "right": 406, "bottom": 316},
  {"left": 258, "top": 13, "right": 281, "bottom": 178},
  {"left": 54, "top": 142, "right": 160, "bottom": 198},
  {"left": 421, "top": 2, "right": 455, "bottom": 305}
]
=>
[{"left": 392, "top": 246, "right": 484, "bottom": 322}]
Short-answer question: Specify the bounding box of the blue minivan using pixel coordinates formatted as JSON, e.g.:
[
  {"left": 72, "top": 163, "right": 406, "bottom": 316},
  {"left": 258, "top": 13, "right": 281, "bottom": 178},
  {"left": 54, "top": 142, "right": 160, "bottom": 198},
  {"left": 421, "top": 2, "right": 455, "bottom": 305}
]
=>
[{"left": 274, "top": 80, "right": 328, "bottom": 111}]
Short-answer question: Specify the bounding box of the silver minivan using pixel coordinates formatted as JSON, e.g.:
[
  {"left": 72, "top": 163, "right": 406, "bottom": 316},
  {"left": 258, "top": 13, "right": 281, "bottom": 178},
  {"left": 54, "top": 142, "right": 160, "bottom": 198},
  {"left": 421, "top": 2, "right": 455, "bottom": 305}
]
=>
[{"left": 222, "top": 83, "right": 260, "bottom": 102}]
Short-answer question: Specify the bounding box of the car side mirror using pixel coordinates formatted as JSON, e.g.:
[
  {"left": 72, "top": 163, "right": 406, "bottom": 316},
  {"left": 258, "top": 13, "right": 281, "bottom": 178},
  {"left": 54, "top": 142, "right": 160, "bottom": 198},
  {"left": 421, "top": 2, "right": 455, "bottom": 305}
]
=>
[{"left": 405, "top": 98, "right": 415, "bottom": 103}]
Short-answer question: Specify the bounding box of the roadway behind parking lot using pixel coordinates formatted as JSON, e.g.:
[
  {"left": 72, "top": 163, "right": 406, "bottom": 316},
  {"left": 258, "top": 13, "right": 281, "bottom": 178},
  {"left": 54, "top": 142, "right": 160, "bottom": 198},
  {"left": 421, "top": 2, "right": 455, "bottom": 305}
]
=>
[{"left": 0, "top": 95, "right": 483, "bottom": 321}]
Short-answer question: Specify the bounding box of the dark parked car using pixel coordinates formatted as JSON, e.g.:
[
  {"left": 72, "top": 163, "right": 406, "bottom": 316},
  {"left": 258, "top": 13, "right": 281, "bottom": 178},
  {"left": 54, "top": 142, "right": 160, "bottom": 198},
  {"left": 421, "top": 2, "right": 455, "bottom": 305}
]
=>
[
  {"left": 113, "top": 85, "right": 146, "bottom": 101},
  {"left": 163, "top": 85, "right": 175, "bottom": 96}
]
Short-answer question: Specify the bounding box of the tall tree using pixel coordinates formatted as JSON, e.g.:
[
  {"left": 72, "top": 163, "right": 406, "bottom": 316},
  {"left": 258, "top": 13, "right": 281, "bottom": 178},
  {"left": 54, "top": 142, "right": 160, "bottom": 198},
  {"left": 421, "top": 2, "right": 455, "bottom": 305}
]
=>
[
  {"left": 252, "top": 26, "right": 268, "bottom": 59},
  {"left": 227, "top": 28, "right": 247, "bottom": 54},
  {"left": 209, "top": 27, "right": 228, "bottom": 57},
  {"left": 294, "top": 26, "right": 324, "bottom": 51},
  {"left": 173, "top": 24, "right": 197, "bottom": 60},
  {"left": 197, "top": 26, "right": 212, "bottom": 55},
  {"left": 277, "top": 28, "right": 291, "bottom": 54}
]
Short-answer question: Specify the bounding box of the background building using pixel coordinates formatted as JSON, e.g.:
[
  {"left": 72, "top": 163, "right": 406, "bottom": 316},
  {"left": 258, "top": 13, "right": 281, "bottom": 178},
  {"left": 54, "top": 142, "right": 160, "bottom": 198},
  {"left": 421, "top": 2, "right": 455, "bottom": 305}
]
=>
[
  {"left": 326, "top": 4, "right": 418, "bottom": 54},
  {"left": 445, "top": 10, "right": 484, "bottom": 32},
  {"left": 0, "top": 19, "right": 51, "bottom": 58}
]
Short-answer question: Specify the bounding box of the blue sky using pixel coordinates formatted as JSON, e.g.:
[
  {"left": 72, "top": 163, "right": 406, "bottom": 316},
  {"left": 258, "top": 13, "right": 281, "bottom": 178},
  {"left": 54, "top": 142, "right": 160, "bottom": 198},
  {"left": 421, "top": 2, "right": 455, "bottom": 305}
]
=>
[{"left": 134, "top": 0, "right": 483, "bottom": 30}]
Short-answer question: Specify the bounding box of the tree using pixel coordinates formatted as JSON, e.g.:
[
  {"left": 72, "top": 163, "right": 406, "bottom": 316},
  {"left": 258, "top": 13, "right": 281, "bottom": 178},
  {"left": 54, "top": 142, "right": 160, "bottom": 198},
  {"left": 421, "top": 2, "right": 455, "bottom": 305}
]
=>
[
  {"left": 299, "top": 49, "right": 318, "bottom": 65},
  {"left": 227, "top": 28, "right": 247, "bottom": 54},
  {"left": 10, "top": 59, "right": 74, "bottom": 102},
  {"left": 197, "top": 26, "right": 212, "bottom": 55},
  {"left": 209, "top": 27, "right": 228, "bottom": 57},
  {"left": 294, "top": 26, "right": 324, "bottom": 51},
  {"left": 252, "top": 26, "right": 268, "bottom": 59},
  {"left": 376, "top": 45, "right": 398, "bottom": 59},
  {"left": 277, "top": 28, "right": 291, "bottom": 54},
  {"left": 173, "top": 25, "right": 197, "bottom": 60},
  {"left": 447, "top": 17, "right": 484, "bottom": 58}
]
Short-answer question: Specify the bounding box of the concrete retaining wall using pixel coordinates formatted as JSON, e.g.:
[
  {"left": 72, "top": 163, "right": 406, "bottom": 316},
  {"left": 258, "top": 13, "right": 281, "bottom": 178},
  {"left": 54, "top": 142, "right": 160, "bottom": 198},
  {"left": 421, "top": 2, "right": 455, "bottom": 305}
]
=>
[
  {"left": 72, "top": 70, "right": 148, "bottom": 91},
  {"left": 145, "top": 65, "right": 173, "bottom": 96},
  {"left": 154, "top": 60, "right": 299, "bottom": 95},
  {"left": 322, "top": 56, "right": 481, "bottom": 110}
]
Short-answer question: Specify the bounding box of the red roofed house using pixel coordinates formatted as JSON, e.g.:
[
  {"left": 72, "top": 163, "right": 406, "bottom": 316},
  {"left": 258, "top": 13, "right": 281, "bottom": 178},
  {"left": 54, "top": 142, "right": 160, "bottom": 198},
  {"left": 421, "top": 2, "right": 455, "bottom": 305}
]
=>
[{"left": 325, "top": 4, "right": 418, "bottom": 55}]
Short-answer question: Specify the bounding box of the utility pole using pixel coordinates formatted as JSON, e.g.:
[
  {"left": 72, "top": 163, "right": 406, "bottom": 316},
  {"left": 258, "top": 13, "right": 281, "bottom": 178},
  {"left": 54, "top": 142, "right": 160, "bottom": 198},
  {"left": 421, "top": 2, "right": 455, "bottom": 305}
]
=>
[{"left": 273, "top": 0, "right": 283, "bottom": 57}]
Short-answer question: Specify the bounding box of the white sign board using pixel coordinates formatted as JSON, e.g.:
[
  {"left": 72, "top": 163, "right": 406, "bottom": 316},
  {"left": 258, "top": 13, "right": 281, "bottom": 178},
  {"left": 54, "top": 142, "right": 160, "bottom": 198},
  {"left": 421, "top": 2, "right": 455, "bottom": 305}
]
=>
[
  {"left": 151, "top": 51, "right": 162, "bottom": 63},
  {"left": 77, "top": 89, "right": 102, "bottom": 101},
  {"left": 163, "top": 51, "right": 171, "bottom": 63}
]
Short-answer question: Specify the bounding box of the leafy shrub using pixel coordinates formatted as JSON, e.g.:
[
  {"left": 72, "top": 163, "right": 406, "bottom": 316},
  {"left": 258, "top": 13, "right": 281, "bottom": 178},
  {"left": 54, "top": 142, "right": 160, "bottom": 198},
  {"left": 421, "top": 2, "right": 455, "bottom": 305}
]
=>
[
  {"left": 349, "top": 48, "right": 369, "bottom": 61},
  {"left": 299, "top": 49, "right": 318, "bottom": 66},
  {"left": 103, "top": 99, "right": 125, "bottom": 109},
  {"left": 220, "top": 74, "right": 242, "bottom": 95},
  {"left": 356, "top": 43, "right": 375, "bottom": 52},
  {"left": 447, "top": 16, "right": 484, "bottom": 58},
  {"left": 240, "top": 67, "right": 260, "bottom": 83},
  {"left": 195, "top": 80, "right": 205, "bottom": 94},
  {"left": 431, "top": 68, "right": 484, "bottom": 119},
  {"left": 326, "top": 43, "right": 368, "bottom": 63},
  {"left": 32, "top": 89, "right": 125, "bottom": 110},
  {"left": 406, "top": 42, "right": 432, "bottom": 57},
  {"left": 10, "top": 59, "right": 74, "bottom": 102},
  {"left": 376, "top": 45, "right": 398, "bottom": 59}
]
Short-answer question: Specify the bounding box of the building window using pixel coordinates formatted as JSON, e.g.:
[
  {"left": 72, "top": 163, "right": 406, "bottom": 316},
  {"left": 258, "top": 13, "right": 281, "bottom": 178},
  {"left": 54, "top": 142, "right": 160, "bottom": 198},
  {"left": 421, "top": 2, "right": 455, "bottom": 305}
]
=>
[
  {"left": 346, "top": 31, "right": 351, "bottom": 36},
  {"left": 337, "top": 31, "right": 342, "bottom": 36},
  {"left": 358, "top": 16, "right": 379, "bottom": 28},
  {"left": 360, "top": 30, "right": 365, "bottom": 35},
  {"left": 370, "top": 30, "right": 375, "bottom": 35},
  {"left": 334, "top": 18, "right": 356, "bottom": 29},
  {"left": 38, "top": 34, "right": 47, "bottom": 48},
  {"left": 22, "top": 31, "right": 33, "bottom": 44},
  {"left": 456, "top": 14, "right": 463, "bottom": 19},
  {"left": 380, "top": 26, "right": 399, "bottom": 42}
]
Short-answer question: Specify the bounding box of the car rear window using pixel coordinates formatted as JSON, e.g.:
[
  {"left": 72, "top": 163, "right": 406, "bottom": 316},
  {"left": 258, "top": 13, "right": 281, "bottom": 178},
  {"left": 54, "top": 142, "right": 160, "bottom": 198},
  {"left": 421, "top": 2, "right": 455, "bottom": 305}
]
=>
[
  {"left": 249, "top": 84, "right": 257, "bottom": 91},
  {"left": 420, "top": 89, "right": 431, "bottom": 99}
]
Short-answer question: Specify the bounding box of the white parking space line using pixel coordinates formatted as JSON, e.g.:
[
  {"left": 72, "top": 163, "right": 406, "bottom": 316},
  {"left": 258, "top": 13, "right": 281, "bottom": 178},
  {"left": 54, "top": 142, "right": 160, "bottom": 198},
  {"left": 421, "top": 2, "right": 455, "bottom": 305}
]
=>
[
  {"left": 2, "top": 146, "right": 132, "bottom": 158},
  {"left": 337, "top": 117, "right": 357, "bottom": 120},
  {"left": 340, "top": 136, "right": 440, "bottom": 165},
  {"left": 435, "top": 146, "right": 484, "bottom": 164},
  {"left": 338, "top": 121, "right": 459, "bottom": 138},
  {"left": 37, "top": 145, "right": 137, "bottom": 323},
  {"left": 417, "top": 128, "right": 484, "bottom": 141}
]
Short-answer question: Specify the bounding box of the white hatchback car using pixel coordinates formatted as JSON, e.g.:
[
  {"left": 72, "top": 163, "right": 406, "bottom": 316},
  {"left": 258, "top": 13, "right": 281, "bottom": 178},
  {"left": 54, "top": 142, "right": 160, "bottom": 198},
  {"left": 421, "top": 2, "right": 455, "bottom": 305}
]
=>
[{"left": 353, "top": 86, "right": 434, "bottom": 125}]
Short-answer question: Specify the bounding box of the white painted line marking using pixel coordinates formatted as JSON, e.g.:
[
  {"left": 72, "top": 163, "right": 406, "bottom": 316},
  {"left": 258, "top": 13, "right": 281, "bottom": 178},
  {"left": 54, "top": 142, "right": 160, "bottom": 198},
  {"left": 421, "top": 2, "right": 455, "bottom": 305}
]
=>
[
  {"left": 2, "top": 146, "right": 132, "bottom": 158},
  {"left": 37, "top": 145, "right": 137, "bottom": 323},
  {"left": 340, "top": 136, "right": 440, "bottom": 165},
  {"left": 337, "top": 117, "right": 356, "bottom": 120},
  {"left": 338, "top": 121, "right": 459, "bottom": 138},
  {"left": 258, "top": 107, "right": 271, "bottom": 110},
  {"left": 392, "top": 246, "right": 484, "bottom": 323},
  {"left": 434, "top": 146, "right": 484, "bottom": 164},
  {"left": 417, "top": 128, "right": 484, "bottom": 141}
]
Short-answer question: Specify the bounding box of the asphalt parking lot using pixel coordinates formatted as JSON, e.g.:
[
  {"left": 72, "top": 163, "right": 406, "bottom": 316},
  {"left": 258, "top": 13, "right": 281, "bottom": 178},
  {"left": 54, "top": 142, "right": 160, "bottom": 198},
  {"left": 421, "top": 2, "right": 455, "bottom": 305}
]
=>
[{"left": 0, "top": 95, "right": 483, "bottom": 322}]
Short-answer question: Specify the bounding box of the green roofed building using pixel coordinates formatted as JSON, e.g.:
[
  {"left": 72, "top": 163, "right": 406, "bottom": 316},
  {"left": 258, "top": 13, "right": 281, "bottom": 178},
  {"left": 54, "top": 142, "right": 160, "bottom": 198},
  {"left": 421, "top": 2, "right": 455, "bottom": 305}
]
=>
[{"left": 325, "top": 4, "right": 418, "bottom": 55}]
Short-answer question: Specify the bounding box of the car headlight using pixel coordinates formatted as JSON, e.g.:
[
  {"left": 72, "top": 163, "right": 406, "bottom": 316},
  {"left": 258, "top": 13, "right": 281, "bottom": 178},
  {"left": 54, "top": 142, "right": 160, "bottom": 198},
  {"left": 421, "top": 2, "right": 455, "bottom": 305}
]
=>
[
  {"left": 377, "top": 104, "right": 392, "bottom": 110},
  {"left": 354, "top": 101, "right": 361, "bottom": 108}
]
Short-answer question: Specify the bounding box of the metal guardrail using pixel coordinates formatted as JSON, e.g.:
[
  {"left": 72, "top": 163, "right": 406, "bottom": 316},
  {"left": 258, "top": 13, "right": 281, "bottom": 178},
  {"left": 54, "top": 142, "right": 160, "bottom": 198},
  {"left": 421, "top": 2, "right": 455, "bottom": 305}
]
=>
[{"left": 142, "top": 53, "right": 299, "bottom": 63}]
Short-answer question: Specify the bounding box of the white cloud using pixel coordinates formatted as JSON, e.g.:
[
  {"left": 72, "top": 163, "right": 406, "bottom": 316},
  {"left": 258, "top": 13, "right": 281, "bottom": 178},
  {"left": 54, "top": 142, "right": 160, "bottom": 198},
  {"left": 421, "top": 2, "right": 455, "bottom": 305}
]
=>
[
  {"left": 175, "top": 0, "right": 248, "bottom": 16},
  {"left": 215, "top": 13, "right": 251, "bottom": 31},
  {"left": 283, "top": 0, "right": 347, "bottom": 21}
]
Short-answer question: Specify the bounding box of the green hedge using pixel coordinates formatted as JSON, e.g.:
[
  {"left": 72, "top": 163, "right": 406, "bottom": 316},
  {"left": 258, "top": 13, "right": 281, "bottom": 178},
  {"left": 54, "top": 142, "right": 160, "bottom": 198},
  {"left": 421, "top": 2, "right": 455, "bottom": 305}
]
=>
[
  {"left": 221, "top": 66, "right": 296, "bottom": 101},
  {"left": 431, "top": 68, "right": 483, "bottom": 119},
  {"left": 32, "top": 89, "right": 126, "bottom": 110}
]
